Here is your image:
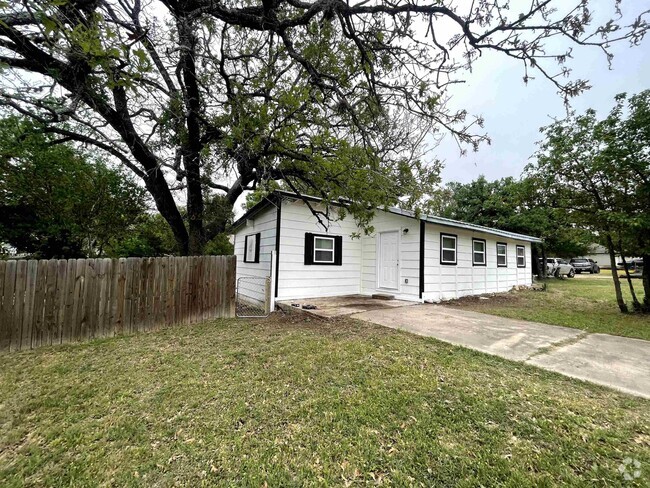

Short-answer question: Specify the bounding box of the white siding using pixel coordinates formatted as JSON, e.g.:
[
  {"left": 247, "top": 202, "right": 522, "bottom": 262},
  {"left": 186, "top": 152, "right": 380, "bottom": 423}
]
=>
[
  {"left": 360, "top": 212, "right": 421, "bottom": 300},
  {"left": 276, "top": 200, "right": 362, "bottom": 300},
  {"left": 422, "top": 223, "right": 532, "bottom": 302},
  {"left": 234, "top": 205, "right": 277, "bottom": 304},
  {"left": 233, "top": 197, "right": 537, "bottom": 304}
]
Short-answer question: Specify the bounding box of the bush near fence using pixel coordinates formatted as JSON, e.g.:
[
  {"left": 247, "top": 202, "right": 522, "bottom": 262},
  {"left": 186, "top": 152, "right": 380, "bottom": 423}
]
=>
[{"left": 0, "top": 256, "right": 236, "bottom": 352}]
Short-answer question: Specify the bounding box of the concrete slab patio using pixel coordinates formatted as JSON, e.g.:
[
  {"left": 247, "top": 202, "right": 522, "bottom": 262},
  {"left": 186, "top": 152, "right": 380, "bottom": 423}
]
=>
[
  {"left": 351, "top": 304, "right": 650, "bottom": 399},
  {"left": 277, "top": 294, "right": 417, "bottom": 318}
]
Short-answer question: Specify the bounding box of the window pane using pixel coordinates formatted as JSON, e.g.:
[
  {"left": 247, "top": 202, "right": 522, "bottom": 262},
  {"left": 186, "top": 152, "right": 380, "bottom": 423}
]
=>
[
  {"left": 315, "top": 250, "right": 334, "bottom": 262},
  {"left": 517, "top": 247, "right": 525, "bottom": 257},
  {"left": 497, "top": 255, "right": 506, "bottom": 265},
  {"left": 473, "top": 241, "right": 485, "bottom": 253},
  {"left": 246, "top": 235, "right": 256, "bottom": 260},
  {"left": 442, "top": 236, "right": 455, "bottom": 250},
  {"left": 315, "top": 237, "right": 334, "bottom": 250},
  {"left": 474, "top": 252, "right": 485, "bottom": 264},
  {"left": 442, "top": 249, "right": 456, "bottom": 262}
]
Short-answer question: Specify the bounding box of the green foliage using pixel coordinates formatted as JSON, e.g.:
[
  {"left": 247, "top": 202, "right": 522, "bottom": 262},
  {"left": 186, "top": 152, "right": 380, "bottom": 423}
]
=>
[
  {"left": 104, "top": 213, "right": 179, "bottom": 258},
  {"left": 203, "top": 233, "right": 233, "bottom": 256},
  {"left": 529, "top": 90, "right": 650, "bottom": 310},
  {"left": 0, "top": 117, "right": 148, "bottom": 258},
  {"left": 436, "top": 175, "right": 591, "bottom": 257},
  {"left": 203, "top": 194, "right": 234, "bottom": 241}
]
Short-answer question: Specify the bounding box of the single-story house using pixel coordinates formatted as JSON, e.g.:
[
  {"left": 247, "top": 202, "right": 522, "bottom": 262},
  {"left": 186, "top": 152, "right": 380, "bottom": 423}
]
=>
[
  {"left": 580, "top": 244, "right": 615, "bottom": 269},
  {"left": 231, "top": 191, "right": 542, "bottom": 306}
]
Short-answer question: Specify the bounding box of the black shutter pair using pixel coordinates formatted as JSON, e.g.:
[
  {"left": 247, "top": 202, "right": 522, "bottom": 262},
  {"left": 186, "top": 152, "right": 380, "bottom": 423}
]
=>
[
  {"left": 304, "top": 233, "right": 343, "bottom": 265},
  {"left": 244, "top": 233, "right": 261, "bottom": 263}
]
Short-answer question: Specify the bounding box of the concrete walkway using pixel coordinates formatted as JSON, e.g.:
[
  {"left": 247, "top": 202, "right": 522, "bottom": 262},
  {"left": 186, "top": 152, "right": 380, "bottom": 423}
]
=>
[{"left": 352, "top": 305, "right": 650, "bottom": 399}]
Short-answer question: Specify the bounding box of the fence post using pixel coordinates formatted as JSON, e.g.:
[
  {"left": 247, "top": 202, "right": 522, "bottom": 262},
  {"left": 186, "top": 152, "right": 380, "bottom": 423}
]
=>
[{"left": 269, "top": 250, "right": 277, "bottom": 313}]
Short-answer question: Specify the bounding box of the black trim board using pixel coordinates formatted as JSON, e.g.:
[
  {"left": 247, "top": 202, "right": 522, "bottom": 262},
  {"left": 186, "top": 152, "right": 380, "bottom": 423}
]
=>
[
  {"left": 274, "top": 201, "right": 281, "bottom": 298},
  {"left": 304, "top": 233, "right": 343, "bottom": 266},
  {"left": 440, "top": 232, "right": 458, "bottom": 265},
  {"left": 419, "top": 220, "right": 425, "bottom": 298}
]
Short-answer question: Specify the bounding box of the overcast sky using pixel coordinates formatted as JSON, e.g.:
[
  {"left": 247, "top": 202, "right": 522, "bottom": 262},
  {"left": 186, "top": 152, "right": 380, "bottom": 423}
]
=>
[{"left": 433, "top": 3, "right": 650, "bottom": 185}]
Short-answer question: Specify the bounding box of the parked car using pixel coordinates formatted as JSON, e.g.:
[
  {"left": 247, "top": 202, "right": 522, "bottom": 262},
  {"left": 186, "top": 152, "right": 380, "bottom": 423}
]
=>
[
  {"left": 617, "top": 258, "right": 644, "bottom": 272},
  {"left": 569, "top": 258, "right": 600, "bottom": 274},
  {"left": 588, "top": 259, "right": 601, "bottom": 273},
  {"left": 540, "top": 258, "right": 575, "bottom": 278}
]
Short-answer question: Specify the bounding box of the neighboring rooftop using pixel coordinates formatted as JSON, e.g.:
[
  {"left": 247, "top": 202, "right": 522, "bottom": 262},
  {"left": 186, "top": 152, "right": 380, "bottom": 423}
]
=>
[{"left": 231, "top": 190, "right": 543, "bottom": 243}]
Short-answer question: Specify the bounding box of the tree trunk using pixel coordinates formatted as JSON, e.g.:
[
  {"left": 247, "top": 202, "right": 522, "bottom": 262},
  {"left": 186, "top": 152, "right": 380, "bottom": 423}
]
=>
[
  {"left": 179, "top": 17, "right": 205, "bottom": 256},
  {"left": 142, "top": 175, "right": 189, "bottom": 255},
  {"left": 642, "top": 254, "right": 650, "bottom": 313},
  {"left": 540, "top": 245, "right": 547, "bottom": 279},
  {"left": 618, "top": 245, "right": 641, "bottom": 311},
  {"left": 605, "top": 234, "right": 628, "bottom": 313}
]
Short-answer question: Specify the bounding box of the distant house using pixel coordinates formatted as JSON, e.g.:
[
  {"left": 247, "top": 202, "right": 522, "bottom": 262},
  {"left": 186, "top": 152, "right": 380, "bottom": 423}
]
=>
[
  {"left": 231, "top": 191, "right": 541, "bottom": 306},
  {"left": 581, "top": 244, "right": 616, "bottom": 269}
]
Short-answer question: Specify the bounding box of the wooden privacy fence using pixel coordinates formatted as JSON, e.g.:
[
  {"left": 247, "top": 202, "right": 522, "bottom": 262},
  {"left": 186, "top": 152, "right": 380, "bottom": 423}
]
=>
[{"left": 0, "top": 256, "right": 236, "bottom": 353}]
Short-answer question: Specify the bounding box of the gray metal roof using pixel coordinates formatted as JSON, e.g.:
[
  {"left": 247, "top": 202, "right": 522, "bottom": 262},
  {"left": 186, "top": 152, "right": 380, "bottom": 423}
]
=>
[{"left": 387, "top": 206, "right": 543, "bottom": 243}]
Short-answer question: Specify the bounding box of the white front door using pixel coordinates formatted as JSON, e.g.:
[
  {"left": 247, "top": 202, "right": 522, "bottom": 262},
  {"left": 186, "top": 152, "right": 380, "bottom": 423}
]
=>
[{"left": 378, "top": 231, "right": 399, "bottom": 290}]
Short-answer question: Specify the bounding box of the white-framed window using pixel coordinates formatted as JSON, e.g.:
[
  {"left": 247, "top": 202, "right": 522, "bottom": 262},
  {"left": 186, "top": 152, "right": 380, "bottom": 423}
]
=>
[
  {"left": 244, "top": 233, "right": 260, "bottom": 263},
  {"left": 496, "top": 242, "right": 507, "bottom": 267},
  {"left": 304, "top": 233, "right": 342, "bottom": 266},
  {"left": 516, "top": 245, "right": 526, "bottom": 268},
  {"left": 440, "top": 233, "right": 457, "bottom": 265},
  {"left": 473, "top": 238, "right": 486, "bottom": 266},
  {"left": 313, "top": 236, "right": 335, "bottom": 264}
]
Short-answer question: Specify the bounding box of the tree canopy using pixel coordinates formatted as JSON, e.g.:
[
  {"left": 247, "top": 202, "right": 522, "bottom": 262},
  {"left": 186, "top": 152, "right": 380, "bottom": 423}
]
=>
[
  {"left": 0, "top": 117, "right": 147, "bottom": 258},
  {"left": 528, "top": 90, "right": 650, "bottom": 312},
  {"left": 435, "top": 175, "right": 591, "bottom": 258},
  {"left": 0, "top": 1, "right": 647, "bottom": 254}
]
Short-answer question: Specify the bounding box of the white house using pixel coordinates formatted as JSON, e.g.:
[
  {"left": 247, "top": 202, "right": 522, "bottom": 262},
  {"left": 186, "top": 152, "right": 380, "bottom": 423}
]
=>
[
  {"left": 231, "top": 191, "right": 542, "bottom": 306},
  {"left": 581, "top": 244, "right": 615, "bottom": 269}
]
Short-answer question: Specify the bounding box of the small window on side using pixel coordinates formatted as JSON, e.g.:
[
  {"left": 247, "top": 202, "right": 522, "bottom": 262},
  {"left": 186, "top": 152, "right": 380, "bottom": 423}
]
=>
[
  {"left": 440, "top": 233, "right": 457, "bottom": 265},
  {"left": 304, "top": 233, "right": 343, "bottom": 266},
  {"left": 516, "top": 245, "right": 526, "bottom": 268},
  {"left": 244, "top": 233, "right": 260, "bottom": 263},
  {"left": 496, "top": 242, "right": 507, "bottom": 267},
  {"left": 314, "top": 236, "right": 335, "bottom": 264},
  {"left": 473, "top": 239, "right": 486, "bottom": 266}
]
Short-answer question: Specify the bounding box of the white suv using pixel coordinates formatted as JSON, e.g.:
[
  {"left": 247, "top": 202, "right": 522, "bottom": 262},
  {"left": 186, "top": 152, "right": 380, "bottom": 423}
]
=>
[{"left": 543, "top": 258, "right": 575, "bottom": 278}]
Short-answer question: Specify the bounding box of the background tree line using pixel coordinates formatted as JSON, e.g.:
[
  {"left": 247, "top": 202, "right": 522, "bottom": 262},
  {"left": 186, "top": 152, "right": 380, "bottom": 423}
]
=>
[
  {"left": 436, "top": 91, "right": 650, "bottom": 313},
  {"left": 0, "top": 117, "right": 233, "bottom": 259}
]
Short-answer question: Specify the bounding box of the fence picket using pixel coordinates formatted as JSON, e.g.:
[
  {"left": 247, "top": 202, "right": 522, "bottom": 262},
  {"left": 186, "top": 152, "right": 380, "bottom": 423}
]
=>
[
  {"left": 1, "top": 261, "right": 16, "bottom": 351},
  {"left": 0, "top": 256, "right": 235, "bottom": 352}
]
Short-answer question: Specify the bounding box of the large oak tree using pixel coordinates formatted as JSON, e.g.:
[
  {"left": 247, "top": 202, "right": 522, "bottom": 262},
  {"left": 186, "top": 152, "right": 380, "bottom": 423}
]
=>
[{"left": 0, "top": 0, "right": 647, "bottom": 254}]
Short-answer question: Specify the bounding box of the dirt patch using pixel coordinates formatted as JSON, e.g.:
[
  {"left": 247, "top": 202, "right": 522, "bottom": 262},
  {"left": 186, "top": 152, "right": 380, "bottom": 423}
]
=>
[{"left": 443, "top": 292, "right": 524, "bottom": 308}]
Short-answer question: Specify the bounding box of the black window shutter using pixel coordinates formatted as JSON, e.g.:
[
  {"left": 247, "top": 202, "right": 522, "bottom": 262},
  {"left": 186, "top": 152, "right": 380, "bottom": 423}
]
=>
[
  {"left": 254, "top": 233, "right": 261, "bottom": 263},
  {"left": 334, "top": 236, "right": 343, "bottom": 265},
  {"left": 304, "top": 233, "right": 314, "bottom": 265},
  {"left": 243, "top": 235, "right": 249, "bottom": 262}
]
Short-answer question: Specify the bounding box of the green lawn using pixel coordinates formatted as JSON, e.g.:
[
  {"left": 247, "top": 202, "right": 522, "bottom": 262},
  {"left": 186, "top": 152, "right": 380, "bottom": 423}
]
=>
[
  {"left": 446, "top": 274, "right": 650, "bottom": 341},
  {"left": 1, "top": 317, "right": 649, "bottom": 486}
]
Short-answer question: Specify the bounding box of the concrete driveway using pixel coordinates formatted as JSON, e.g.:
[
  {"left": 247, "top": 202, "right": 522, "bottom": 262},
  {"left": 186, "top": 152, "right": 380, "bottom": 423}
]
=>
[{"left": 352, "top": 305, "right": 650, "bottom": 399}]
